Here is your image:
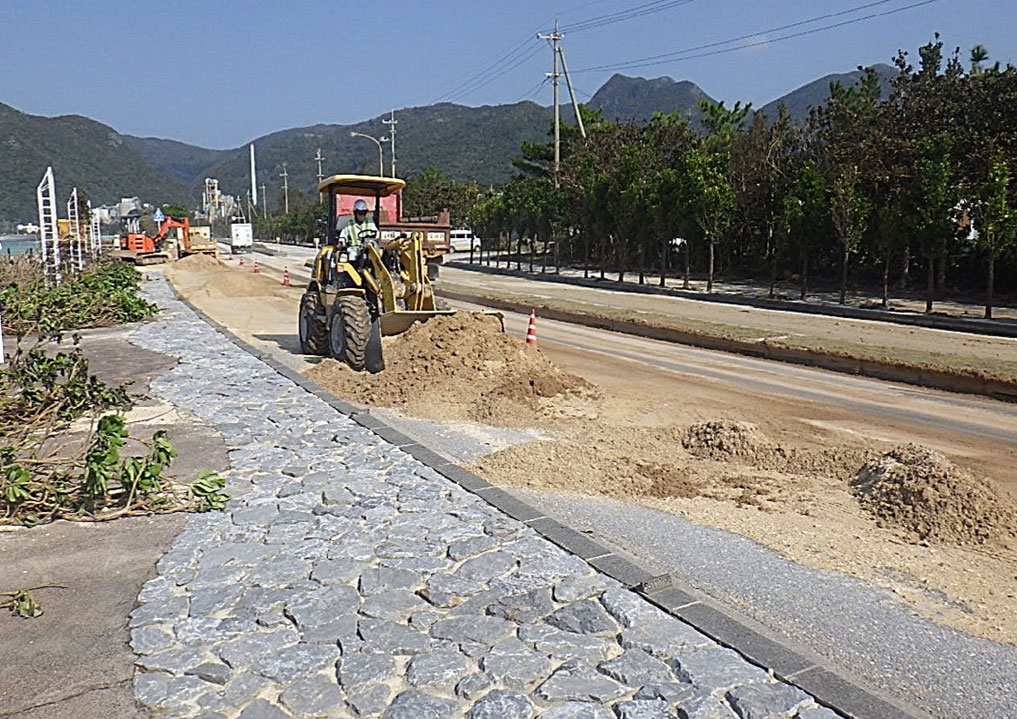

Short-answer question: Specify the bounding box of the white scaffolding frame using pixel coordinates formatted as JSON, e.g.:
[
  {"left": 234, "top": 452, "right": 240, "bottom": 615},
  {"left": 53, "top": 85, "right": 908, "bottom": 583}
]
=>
[
  {"left": 36, "top": 166, "right": 61, "bottom": 285},
  {"left": 68, "top": 188, "right": 83, "bottom": 273},
  {"left": 89, "top": 200, "right": 101, "bottom": 259}
]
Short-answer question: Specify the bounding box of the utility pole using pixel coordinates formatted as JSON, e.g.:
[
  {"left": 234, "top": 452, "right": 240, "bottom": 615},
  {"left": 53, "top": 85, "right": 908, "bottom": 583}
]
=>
[
  {"left": 381, "top": 109, "right": 397, "bottom": 177},
  {"left": 537, "top": 17, "right": 563, "bottom": 187},
  {"left": 280, "top": 163, "right": 289, "bottom": 214},
  {"left": 314, "top": 148, "right": 325, "bottom": 203},
  {"left": 558, "top": 45, "right": 586, "bottom": 139}
]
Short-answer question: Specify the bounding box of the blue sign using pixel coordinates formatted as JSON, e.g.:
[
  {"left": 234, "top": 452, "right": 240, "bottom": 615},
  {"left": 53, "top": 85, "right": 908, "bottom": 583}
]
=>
[{"left": 153, "top": 208, "right": 165, "bottom": 223}]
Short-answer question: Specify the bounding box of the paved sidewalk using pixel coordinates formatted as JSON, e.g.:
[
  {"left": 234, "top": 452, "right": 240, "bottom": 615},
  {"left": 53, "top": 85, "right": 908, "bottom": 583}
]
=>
[{"left": 126, "top": 277, "right": 838, "bottom": 719}]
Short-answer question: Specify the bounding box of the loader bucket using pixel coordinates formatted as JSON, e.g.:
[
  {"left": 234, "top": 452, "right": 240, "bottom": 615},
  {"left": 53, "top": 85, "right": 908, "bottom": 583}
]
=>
[
  {"left": 378, "top": 309, "right": 505, "bottom": 337},
  {"left": 379, "top": 310, "right": 457, "bottom": 337}
]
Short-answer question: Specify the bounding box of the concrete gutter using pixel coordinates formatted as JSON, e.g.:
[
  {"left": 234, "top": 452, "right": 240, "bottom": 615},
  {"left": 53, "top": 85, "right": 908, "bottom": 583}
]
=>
[
  {"left": 436, "top": 287, "right": 1017, "bottom": 403},
  {"left": 164, "top": 282, "right": 923, "bottom": 719},
  {"left": 445, "top": 260, "right": 1017, "bottom": 339}
]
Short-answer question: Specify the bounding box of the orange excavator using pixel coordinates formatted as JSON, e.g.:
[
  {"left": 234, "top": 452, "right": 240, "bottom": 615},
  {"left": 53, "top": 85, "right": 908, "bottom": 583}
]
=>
[{"left": 113, "top": 216, "right": 217, "bottom": 265}]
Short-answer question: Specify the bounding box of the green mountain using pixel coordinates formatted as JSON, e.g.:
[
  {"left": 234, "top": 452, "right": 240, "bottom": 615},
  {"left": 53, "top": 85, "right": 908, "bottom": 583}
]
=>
[
  {"left": 586, "top": 73, "right": 715, "bottom": 127},
  {"left": 178, "top": 102, "right": 553, "bottom": 212},
  {"left": 121, "top": 135, "right": 231, "bottom": 186},
  {"left": 0, "top": 102, "right": 190, "bottom": 222},
  {"left": 756, "top": 63, "right": 898, "bottom": 122}
]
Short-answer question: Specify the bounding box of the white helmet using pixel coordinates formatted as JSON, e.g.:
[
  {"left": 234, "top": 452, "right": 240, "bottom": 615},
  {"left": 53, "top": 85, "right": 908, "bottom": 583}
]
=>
[{"left": 353, "top": 199, "right": 369, "bottom": 213}]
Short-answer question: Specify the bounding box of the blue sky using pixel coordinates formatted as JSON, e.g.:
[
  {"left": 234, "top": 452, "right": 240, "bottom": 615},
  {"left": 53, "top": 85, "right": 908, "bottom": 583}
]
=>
[{"left": 1, "top": 0, "right": 1012, "bottom": 149}]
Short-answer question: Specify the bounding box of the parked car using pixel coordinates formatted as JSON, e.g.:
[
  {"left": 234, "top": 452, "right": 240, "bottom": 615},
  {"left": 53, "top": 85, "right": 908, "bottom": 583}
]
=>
[{"left": 449, "top": 228, "right": 482, "bottom": 252}]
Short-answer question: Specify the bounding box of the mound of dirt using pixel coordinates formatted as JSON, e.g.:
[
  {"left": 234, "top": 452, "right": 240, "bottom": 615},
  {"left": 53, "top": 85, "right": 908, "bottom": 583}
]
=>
[
  {"left": 305, "top": 312, "right": 597, "bottom": 426},
  {"left": 852, "top": 444, "right": 1017, "bottom": 545},
  {"left": 174, "top": 253, "right": 227, "bottom": 271},
  {"left": 682, "top": 420, "right": 774, "bottom": 461}
]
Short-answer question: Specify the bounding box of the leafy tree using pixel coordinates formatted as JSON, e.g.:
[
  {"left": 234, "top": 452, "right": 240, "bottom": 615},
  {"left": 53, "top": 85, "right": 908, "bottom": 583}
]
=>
[
  {"left": 162, "top": 203, "right": 190, "bottom": 219},
  {"left": 914, "top": 132, "right": 957, "bottom": 313},
  {"left": 829, "top": 165, "right": 870, "bottom": 304},
  {"left": 976, "top": 153, "right": 1017, "bottom": 318}
]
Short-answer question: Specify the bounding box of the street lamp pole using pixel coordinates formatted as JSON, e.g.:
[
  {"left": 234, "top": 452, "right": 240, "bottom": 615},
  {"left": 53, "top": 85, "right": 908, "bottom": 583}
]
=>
[{"left": 350, "top": 132, "right": 384, "bottom": 176}]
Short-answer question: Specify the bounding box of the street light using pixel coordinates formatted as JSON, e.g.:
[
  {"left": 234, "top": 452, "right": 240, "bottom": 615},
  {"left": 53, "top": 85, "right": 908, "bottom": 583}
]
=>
[{"left": 350, "top": 132, "right": 386, "bottom": 176}]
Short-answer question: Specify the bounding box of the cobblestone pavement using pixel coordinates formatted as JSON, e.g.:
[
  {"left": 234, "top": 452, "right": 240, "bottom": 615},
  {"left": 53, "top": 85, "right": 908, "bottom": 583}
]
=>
[{"left": 127, "top": 277, "right": 837, "bottom": 719}]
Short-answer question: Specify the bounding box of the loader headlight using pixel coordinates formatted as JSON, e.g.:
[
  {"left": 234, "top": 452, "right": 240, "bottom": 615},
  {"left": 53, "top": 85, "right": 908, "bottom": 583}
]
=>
[{"left": 338, "top": 251, "right": 349, "bottom": 263}]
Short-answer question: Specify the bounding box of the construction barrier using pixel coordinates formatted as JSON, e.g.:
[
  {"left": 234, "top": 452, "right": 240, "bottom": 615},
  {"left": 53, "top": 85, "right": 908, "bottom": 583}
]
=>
[
  {"left": 282, "top": 266, "right": 290, "bottom": 286},
  {"left": 253, "top": 260, "right": 260, "bottom": 274},
  {"left": 526, "top": 308, "right": 538, "bottom": 347}
]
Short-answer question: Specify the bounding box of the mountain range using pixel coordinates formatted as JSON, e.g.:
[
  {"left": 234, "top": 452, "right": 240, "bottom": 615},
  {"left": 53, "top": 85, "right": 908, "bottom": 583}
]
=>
[{"left": 0, "top": 64, "right": 897, "bottom": 221}]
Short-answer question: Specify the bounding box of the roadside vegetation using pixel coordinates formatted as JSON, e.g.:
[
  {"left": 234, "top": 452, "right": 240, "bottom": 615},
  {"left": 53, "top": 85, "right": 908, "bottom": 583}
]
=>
[
  {"left": 424, "top": 37, "right": 1016, "bottom": 318},
  {"left": 0, "top": 256, "right": 227, "bottom": 617},
  {"left": 1, "top": 256, "right": 158, "bottom": 335}
]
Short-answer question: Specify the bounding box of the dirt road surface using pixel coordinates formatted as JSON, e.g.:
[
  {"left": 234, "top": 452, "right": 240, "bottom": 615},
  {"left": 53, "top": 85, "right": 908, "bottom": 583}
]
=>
[{"left": 166, "top": 253, "right": 1017, "bottom": 716}]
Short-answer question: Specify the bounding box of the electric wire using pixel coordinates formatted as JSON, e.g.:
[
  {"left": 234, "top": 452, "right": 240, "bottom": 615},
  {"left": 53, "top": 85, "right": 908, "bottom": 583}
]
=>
[
  {"left": 444, "top": 42, "right": 547, "bottom": 104},
  {"left": 560, "top": 0, "right": 698, "bottom": 34},
  {"left": 574, "top": 0, "right": 945, "bottom": 73},
  {"left": 433, "top": 34, "right": 543, "bottom": 104}
]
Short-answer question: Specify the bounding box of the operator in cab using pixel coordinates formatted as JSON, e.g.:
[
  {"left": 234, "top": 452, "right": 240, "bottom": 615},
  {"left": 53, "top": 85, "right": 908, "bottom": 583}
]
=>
[{"left": 338, "top": 199, "right": 379, "bottom": 248}]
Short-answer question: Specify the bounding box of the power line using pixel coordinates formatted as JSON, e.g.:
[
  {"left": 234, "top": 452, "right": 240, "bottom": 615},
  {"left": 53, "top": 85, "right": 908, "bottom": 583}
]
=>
[
  {"left": 517, "top": 76, "right": 550, "bottom": 103},
  {"left": 433, "top": 34, "right": 539, "bottom": 103},
  {"left": 444, "top": 42, "right": 546, "bottom": 104},
  {"left": 574, "top": 0, "right": 945, "bottom": 74},
  {"left": 561, "top": 0, "right": 698, "bottom": 34}
]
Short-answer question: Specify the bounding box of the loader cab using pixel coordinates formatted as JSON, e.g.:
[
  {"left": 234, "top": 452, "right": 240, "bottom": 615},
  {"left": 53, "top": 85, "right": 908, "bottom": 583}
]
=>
[{"left": 320, "top": 174, "right": 406, "bottom": 247}]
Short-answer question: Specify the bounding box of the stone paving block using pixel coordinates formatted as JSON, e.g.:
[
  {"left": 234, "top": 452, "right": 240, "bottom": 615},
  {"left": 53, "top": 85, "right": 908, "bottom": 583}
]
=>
[
  {"left": 337, "top": 651, "right": 395, "bottom": 690},
  {"left": 614, "top": 699, "right": 677, "bottom": 719},
  {"left": 251, "top": 642, "right": 339, "bottom": 683},
  {"left": 599, "top": 647, "right": 679, "bottom": 686},
  {"left": 406, "top": 650, "right": 471, "bottom": 686},
  {"left": 669, "top": 646, "right": 771, "bottom": 690},
  {"left": 546, "top": 599, "right": 620, "bottom": 635},
  {"left": 480, "top": 638, "right": 554, "bottom": 689},
  {"left": 726, "top": 681, "right": 813, "bottom": 719},
  {"left": 238, "top": 698, "right": 292, "bottom": 719},
  {"left": 676, "top": 694, "right": 740, "bottom": 719},
  {"left": 430, "top": 615, "right": 517, "bottom": 644},
  {"left": 279, "top": 674, "right": 345, "bottom": 717},
  {"left": 536, "top": 659, "right": 628, "bottom": 703},
  {"left": 347, "top": 683, "right": 392, "bottom": 716},
  {"left": 538, "top": 702, "right": 614, "bottom": 719},
  {"left": 359, "top": 617, "right": 431, "bottom": 654},
  {"left": 185, "top": 661, "right": 232, "bottom": 685},
  {"left": 469, "top": 689, "right": 535, "bottom": 719},
  {"left": 384, "top": 690, "right": 461, "bottom": 718},
  {"left": 456, "top": 672, "right": 495, "bottom": 701}
]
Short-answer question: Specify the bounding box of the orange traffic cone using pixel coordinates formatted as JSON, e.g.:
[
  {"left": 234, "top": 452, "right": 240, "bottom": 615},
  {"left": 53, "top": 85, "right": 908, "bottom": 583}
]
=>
[
  {"left": 238, "top": 256, "right": 245, "bottom": 266},
  {"left": 253, "top": 260, "right": 260, "bottom": 274},
  {"left": 282, "top": 266, "right": 290, "bottom": 286},
  {"left": 525, "top": 309, "right": 538, "bottom": 347}
]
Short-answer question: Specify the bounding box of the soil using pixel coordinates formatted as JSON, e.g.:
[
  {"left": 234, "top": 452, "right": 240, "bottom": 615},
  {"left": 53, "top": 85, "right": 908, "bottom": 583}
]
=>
[
  {"left": 306, "top": 312, "right": 598, "bottom": 427},
  {"left": 164, "top": 256, "right": 1017, "bottom": 645},
  {"left": 852, "top": 444, "right": 1017, "bottom": 546}
]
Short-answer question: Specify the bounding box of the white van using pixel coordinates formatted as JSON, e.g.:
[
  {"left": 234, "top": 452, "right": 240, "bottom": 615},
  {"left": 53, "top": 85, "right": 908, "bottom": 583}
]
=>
[{"left": 449, "top": 228, "right": 481, "bottom": 253}]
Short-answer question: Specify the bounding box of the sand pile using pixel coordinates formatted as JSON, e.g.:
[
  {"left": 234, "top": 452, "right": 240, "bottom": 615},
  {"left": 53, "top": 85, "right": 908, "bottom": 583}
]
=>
[
  {"left": 305, "top": 312, "right": 597, "bottom": 425},
  {"left": 167, "top": 255, "right": 284, "bottom": 298},
  {"left": 852, "top": 444, "right": 1017, "bottom": 545},
  {"left": 681, "top": 420, "right": 774, "bottom": 461},
  {"left": 174, "top": 253, "right": 227, "bottom": 271}
]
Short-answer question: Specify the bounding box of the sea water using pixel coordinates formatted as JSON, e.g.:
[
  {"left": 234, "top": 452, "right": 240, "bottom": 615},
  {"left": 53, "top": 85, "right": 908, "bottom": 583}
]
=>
[{"left": 0, "top": 235, "right": 41, "bottom": 257}]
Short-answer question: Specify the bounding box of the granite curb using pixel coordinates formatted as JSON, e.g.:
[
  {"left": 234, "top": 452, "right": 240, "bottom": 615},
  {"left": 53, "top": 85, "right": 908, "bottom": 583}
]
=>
[{"left": 162, "top": 278, "right": 922, "bottom": 719}]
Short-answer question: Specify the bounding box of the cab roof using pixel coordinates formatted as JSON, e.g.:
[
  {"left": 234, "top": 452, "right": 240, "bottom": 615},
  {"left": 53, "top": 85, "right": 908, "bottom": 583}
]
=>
[{"left": 317, "top": 174, "right": 406, "bottom": 197}]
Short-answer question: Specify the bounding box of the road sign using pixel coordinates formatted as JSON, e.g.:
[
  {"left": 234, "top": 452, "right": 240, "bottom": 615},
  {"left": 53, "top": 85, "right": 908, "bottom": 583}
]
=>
[{"left": 153, "top": 208, "right": 165, "bottom": 223}]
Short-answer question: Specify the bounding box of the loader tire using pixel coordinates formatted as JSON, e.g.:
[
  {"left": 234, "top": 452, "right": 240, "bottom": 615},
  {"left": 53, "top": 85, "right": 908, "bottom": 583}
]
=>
[
  {"left": 299, "top": 291, "right": 327, "bottom": 355},
  {"left": 328, "top": 295, "right": 371, "bottom": 371}
]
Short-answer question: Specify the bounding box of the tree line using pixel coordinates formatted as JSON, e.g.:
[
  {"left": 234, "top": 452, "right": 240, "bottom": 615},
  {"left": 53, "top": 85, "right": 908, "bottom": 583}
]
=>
[{"left": 428, "top": 37, "right": 1017, "bottom": 317}]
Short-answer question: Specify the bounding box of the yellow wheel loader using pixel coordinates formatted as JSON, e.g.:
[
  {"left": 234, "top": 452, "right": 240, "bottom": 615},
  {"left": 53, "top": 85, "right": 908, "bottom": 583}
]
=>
[{"left": 298, "top": 175, "right": 460, "bottom": 373}]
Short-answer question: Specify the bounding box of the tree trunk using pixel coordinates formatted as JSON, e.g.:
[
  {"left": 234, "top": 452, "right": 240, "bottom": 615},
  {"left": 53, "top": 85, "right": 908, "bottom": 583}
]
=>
[
  {"left": 541, "top": 235, "right": 547, "bottom": 274},
  {"left": 584, "top": 234, "right": 590, "bottom": 279},
  {"left": 800, "top": 254, "right": 808, "bottom": 301},
  {"left": 554, "top": 232, "right": 560, "bottom": 275},
  {"left": 617, "top": 236, "right": 625, "bottom": 282},
  {"left": 986, "top": 247, "right": 995, "bottom": 319},
  {"left": 516, "top": 237, "right": 523, "bottom": 272},
  {"left": 683, "top": 242, "right": 690, "bottom": 289},
  {"left": 925, "top": 255, "right": 935, "bottom": 313},
  {"left": 882, "top": 246, "right": 890, "bottom": 309},
  {"left": 638, "top": 243, "right": 645, "bottom": 285},
  {"left": 529, "top": 237, "right": 534, "bottom": 273},
  {"left": 659, "top": 239, "right": 667, "bottom": 288},
  {"left": 767, "top": 223, "right": 776, "bottom": 299},
  {"left": 707, "top": 240, "right": 715, "bottom": 293},
  {"left": 936, "top": 247, "right": 947, "bottom": 292},
  {"left": 839, "top": 246, "right": 849, "bottom": 305},
  {"left": 599, "top": 235, "right": 607, "bottom": 280}
]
